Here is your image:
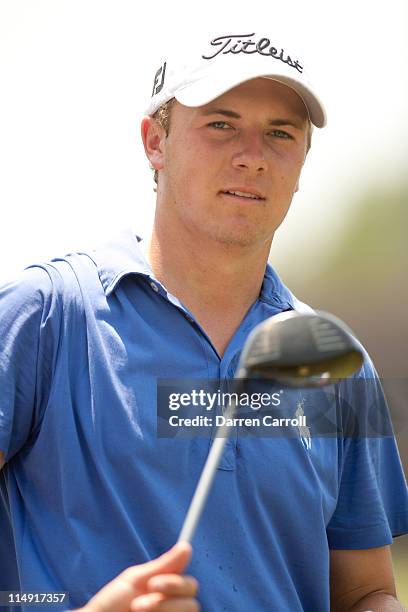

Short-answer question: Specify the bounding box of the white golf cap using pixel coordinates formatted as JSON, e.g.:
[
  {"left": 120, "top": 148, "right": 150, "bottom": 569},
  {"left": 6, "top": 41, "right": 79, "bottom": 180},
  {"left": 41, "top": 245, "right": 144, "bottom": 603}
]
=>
[{"left": 145, "top": 32, "right": 327, "bottom": 128}]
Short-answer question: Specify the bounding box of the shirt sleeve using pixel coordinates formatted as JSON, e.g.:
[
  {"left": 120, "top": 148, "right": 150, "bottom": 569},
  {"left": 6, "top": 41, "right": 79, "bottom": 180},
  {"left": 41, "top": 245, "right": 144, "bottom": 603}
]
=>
[
  {"left": 327, "top": 350, "right": 408, "bottom": 549},
  {"left": 0, "top": 266, "right": 62, "bottom": 462}
]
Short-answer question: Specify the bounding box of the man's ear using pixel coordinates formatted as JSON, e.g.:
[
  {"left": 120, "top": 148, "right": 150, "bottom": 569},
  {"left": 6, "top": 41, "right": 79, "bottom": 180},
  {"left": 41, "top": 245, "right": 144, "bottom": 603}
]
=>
[{"left": 141, "top": 116, "right": 166, "bottom": 172}]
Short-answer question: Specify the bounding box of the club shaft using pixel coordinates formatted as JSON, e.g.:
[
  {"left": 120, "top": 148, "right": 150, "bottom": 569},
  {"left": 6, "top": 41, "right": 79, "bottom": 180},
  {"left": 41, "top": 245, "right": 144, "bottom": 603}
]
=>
[{"left": 178, "top": 402, "right": 237, "bottom": 543}]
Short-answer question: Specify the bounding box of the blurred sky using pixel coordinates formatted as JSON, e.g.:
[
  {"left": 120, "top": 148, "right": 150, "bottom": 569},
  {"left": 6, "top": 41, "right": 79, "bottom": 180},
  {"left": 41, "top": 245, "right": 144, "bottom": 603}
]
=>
[{"left": 0, "top": 0, "right": 407, "bottom": 281}]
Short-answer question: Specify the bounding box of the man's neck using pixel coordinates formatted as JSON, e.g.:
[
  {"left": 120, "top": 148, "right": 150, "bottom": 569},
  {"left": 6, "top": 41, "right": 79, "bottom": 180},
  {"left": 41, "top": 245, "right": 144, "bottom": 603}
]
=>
[{"left": 144, "top": 218, "right": 272, "bottom": 356}]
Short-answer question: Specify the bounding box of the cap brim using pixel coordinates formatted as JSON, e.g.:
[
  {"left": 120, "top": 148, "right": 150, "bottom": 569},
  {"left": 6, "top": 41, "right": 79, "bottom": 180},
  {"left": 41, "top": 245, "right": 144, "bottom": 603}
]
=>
[{"left": 175, "top": 67, "right": 326, "bottom": 128}]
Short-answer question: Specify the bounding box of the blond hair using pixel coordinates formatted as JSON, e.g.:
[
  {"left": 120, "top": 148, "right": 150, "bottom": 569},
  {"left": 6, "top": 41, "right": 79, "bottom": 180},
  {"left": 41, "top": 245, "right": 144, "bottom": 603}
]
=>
[{"left": 151, "top": 98, "right": 176, "bottom": 186}]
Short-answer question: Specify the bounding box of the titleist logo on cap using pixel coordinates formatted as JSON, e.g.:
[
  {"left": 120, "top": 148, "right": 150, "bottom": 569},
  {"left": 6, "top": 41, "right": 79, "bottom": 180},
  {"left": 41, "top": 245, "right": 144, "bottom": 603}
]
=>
[
  {"left": 150, "top": 33, "right": 305, "bottom": 99},
  {"left": 202, "top": 33, "right": 303, "bottom": 73}
]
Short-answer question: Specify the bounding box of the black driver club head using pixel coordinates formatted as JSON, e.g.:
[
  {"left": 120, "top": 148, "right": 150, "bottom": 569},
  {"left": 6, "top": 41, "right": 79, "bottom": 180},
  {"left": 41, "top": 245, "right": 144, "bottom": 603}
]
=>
[{"left": 236, "top": 310, "right": 364, "bottom": 387}]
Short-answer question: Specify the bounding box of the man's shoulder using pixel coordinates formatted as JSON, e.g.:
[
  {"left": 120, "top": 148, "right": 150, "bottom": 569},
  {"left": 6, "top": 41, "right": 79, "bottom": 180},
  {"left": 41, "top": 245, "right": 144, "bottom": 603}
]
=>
[
  {"left": 0, "top": 248, "right": 102, "bottom": 320},
  {"left": 0, "top": 229, "right": 144, "bottom": 316}
]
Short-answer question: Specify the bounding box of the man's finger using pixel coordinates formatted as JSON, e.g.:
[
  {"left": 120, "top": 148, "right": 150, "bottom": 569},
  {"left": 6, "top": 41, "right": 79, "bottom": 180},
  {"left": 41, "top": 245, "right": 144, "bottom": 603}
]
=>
[
  {"left": 83, "top": 543, "right": 193, "bottom": 611},
  {"left": 124, "top": 542, "right": 192, "bottom": 586},
  {"left": 146, "top": 574, "right": 198, "bottom": 597}
]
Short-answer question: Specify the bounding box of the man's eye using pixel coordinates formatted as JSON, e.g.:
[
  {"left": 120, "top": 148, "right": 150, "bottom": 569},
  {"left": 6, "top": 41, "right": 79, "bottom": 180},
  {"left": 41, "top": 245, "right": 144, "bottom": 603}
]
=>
[
  {"left": 269, "top": 129, "right": 292, "bottom": 139},
  {"left": 208, "top": 121, "right": 231, "bottom": 129}
]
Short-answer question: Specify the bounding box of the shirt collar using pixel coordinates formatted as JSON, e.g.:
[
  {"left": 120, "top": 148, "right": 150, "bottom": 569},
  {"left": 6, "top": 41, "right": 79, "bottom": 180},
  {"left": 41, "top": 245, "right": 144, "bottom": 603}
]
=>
[
  {"left": 91, "top": 227, "right": 307, "bottom": 312},
  {"left": 261, "top": 265, "right": 315, "bottom": 315},
  {"left": 91, "top": 228, "right": 152, "bottom": 296},
  {"left": 260, "top": 264, "right": 292, "bottom": 309}
]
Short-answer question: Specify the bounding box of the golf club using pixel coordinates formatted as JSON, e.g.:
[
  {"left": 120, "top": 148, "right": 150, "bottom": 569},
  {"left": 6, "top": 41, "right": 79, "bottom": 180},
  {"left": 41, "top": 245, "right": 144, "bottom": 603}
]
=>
[{"left": 178, "top": 309, "right": 364, "bottom": 543}]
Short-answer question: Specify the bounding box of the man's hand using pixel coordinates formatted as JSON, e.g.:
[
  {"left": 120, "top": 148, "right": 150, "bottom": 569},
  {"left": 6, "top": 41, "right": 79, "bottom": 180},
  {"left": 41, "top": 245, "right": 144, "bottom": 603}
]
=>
[{"left": 79, "top": 542, "right": 199, "bottom": 612}]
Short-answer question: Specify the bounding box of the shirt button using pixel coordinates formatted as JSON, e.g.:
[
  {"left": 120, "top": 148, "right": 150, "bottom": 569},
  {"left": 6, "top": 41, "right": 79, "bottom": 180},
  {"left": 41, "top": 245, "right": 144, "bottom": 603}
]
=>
[{"left": 150, "top": 281, "right": 159, "bottom": 292}]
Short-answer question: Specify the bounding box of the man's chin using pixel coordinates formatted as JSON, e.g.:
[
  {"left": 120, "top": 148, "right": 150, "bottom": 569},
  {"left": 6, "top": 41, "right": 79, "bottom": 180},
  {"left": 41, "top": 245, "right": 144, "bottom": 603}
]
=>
[{"left": 209, "top": 226, "right": 271, "bottom": 249}]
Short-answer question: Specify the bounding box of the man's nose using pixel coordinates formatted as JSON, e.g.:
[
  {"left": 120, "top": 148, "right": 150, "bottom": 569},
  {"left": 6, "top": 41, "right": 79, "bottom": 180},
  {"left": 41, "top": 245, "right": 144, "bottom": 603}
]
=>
[{"left": 231, "top": 132, "right": 268, "bottom": 173}]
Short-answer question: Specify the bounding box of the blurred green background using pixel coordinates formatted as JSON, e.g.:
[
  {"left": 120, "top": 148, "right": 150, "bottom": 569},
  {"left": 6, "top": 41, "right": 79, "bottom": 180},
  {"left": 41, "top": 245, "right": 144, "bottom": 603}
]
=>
[{"left": 271, "top": 179, "right": 408, "bottom": 603}]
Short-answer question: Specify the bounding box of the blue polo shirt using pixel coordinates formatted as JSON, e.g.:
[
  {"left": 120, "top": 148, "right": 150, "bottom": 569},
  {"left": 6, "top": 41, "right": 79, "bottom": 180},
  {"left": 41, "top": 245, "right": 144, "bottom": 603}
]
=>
[{"left": 0, "top": 230, "right": 407, "bottom": 612}]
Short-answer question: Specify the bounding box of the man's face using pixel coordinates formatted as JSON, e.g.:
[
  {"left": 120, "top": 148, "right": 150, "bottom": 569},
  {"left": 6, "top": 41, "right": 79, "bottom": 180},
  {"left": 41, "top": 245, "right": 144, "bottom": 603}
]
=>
[{"left": 150, "top": 77, "right": 310, "bottom": 248}]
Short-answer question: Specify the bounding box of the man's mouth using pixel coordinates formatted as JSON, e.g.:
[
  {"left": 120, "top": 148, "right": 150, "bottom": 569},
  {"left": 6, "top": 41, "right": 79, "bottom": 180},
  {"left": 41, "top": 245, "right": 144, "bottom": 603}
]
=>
[{"left": 220, "top": 189, "right": 265, "bottom": 201}]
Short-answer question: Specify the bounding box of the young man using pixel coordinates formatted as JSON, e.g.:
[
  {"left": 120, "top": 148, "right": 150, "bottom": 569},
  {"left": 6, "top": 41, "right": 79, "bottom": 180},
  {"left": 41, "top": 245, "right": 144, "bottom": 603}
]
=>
[{"left": 1, "top": 32, "right": 407, "bottom": 611}]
